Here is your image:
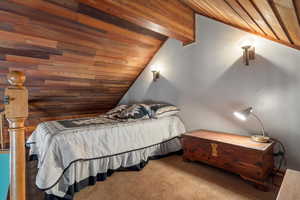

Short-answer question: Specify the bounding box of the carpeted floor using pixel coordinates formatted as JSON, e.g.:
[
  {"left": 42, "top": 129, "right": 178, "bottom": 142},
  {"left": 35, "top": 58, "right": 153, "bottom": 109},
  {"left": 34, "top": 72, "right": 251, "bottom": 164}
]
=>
[{"left": 73, "top": 155, "right": 278, "bottom": 200}]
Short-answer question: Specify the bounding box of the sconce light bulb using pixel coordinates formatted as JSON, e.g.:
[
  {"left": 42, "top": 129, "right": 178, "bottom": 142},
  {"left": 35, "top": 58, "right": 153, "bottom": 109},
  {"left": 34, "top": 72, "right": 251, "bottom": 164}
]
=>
[
  {"left": 151, "top": 66, "right": 160, "bottom": 73},
  {"left": 240, "top": 36, "right": 256, "bottom": 49}
]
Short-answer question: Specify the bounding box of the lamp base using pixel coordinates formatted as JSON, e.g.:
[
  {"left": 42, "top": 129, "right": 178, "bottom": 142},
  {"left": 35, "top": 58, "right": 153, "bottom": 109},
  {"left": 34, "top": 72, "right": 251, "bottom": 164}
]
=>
[{"left": 251, "top": 135, "right": 270, "bottom": 143}]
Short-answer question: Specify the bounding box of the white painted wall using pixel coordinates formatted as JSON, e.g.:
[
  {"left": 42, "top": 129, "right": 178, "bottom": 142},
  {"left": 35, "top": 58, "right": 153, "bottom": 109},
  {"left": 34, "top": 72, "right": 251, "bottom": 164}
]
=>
[{"left": 120, "top": 15, "right": 300, "bottom": 170}]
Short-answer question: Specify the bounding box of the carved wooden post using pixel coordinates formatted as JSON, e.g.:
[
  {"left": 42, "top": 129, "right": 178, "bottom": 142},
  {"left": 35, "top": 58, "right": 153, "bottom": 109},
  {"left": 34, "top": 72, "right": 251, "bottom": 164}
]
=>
[{"left": 4, "top": 71, "right": 28, "bottom": 200}]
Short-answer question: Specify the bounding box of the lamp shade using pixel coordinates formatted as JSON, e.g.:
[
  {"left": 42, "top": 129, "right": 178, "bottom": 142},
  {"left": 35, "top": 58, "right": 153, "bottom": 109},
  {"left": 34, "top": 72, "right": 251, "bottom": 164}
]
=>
[{"left": 233, "top": 107, "right": 253, "bottom": 121}]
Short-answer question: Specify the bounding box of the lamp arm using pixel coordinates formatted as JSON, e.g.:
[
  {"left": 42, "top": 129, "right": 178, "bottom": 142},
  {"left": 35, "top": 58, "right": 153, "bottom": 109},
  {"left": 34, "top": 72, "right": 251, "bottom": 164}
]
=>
[{"left": 251, "top": 113, "right": 265, "bottom": 137}]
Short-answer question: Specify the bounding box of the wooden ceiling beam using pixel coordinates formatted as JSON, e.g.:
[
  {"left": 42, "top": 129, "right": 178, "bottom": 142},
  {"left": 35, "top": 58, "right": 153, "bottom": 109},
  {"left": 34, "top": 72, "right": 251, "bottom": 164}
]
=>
[
  {"left": 200, "top": 0, "right": 229, "bottom": 21},
  {"left": 271, "top": 0, "right": 300, "bottom": 46},
  {"left": 237, "top": 0, "right": 278, "bottom": 38},
  {"left": 183, "top": 0, "right": 213, "bottom": 17},
  {"left": 223, "top": 0, "right": 255, "bottom": 32},
  {"left": 236, "top": 0, "right": 268, "bottom": 35},
  {"left": 185, "top": 0, "right": 225, "bottom": 21},
  {"left": 252, "top": 0, "right": 289, "bottom": 43},
  {"left": 292, "top": 0, "right": 300, "bottom": 26},
  {"left": 249, "top": 0, "right": 280, "bottom": 40},
  {"left": 204, "top": 0, "right": 251, "bottom": 30},
  {"left": 268, "top": 0, "right": 294, "bottom": 44},
  {"left": 224, "top": 0, "right": 264, "bottom": 35}
]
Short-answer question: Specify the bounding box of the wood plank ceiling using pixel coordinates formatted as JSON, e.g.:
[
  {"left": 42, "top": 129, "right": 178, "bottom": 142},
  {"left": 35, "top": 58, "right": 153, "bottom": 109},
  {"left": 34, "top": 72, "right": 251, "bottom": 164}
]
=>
[
  {"left": 79, "top": 0, "right": 195, "bottom": 45},
  {"left": 182, "top": 0, "right": 300, "bottom": 50},
  {"left": 0, "top": 0, "right": 195, "bottom": 146}
]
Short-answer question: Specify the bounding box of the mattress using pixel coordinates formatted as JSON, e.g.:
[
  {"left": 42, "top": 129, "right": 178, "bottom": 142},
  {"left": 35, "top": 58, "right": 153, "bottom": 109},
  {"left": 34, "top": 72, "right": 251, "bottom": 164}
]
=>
[{"left": 26, "top": 115, "right": 186, "bottom": 199}]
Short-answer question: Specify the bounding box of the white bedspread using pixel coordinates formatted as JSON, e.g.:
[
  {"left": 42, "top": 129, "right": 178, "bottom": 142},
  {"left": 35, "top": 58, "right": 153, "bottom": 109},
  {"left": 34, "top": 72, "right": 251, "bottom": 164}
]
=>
[{"left": 27, "top": 115, "right": 185, "bottom": 198}]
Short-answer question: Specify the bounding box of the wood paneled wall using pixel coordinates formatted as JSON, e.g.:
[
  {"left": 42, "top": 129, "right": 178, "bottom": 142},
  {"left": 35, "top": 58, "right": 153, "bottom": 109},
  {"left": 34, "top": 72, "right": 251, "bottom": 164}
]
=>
[{"left": 0, "top": 0, "right": 182, "bottom": 146}]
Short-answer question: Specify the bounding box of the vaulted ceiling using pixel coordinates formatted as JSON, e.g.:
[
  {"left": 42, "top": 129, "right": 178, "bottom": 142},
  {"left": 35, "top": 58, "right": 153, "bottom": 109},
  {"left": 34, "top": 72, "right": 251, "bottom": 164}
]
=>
[
  {"left": 182, "top": 0, "right": 300, "bottom": 50},
  {"left": 79, "top": 0, "right": 195, "bottom": 45},
  {"left": 1, "top": 0, "right": 300, "bottom": 146}
]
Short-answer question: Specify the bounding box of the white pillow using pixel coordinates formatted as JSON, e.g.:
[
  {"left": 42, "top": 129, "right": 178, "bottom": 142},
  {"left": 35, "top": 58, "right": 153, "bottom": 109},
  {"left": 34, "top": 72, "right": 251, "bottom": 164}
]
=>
[
  {"left": 150, "top": 104, "right": 180, "bottom": 118},
  {"left": 155, "top": 109, "right": 179, "bottom": 118}
]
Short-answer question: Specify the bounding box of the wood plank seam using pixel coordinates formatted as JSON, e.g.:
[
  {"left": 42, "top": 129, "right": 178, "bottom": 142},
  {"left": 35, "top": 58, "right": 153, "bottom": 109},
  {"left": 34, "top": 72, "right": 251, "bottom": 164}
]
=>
[
  {"left": 267, "top": 0, "right": 294, "bottom": 44},
  {"left": 236, "top": 0, "right": 268, "bottom": 36},
  {"left": 223, "top": 0, "right": 256, "bottom": 33},
  {"left": 249, "top": 0, "right": 280, "bottom": 40},
  {"left": 292, "top": 0, "right": 300, "bottom": 26}
]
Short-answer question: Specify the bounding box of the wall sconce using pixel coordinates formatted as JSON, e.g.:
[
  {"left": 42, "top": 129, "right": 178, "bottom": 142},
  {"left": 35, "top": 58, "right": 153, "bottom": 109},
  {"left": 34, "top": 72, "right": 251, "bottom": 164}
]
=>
[
  {"left": 240, "top": 38, "right": 255, "bottom": 66},
  {"left": 151, "top": 66, "right": 160, "bottom": 81}
]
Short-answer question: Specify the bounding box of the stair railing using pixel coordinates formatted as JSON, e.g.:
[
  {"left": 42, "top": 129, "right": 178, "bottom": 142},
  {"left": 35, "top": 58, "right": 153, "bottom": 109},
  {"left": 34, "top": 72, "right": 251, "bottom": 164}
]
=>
[{"left": 4, "top": 71, "right": 28, "bottom": 200}]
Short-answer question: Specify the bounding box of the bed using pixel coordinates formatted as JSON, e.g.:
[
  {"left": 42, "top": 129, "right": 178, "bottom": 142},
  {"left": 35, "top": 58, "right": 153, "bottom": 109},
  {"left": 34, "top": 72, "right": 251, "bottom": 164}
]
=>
[{"left": 26, "top": 113, "right": 185, "bottom": 199}]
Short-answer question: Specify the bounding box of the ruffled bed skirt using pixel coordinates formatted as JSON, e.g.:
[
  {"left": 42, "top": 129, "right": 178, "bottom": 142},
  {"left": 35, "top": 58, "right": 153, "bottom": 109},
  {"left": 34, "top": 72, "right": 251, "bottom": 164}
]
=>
[{"left": 30, "top": 137, "right": 182, "bottom": 200}]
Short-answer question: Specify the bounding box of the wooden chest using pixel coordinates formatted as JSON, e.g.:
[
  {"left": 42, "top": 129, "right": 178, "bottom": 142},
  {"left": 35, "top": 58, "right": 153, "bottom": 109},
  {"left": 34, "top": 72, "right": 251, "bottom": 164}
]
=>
[{"left": 182, "top": 130, "right": 274, "bottom": 183}]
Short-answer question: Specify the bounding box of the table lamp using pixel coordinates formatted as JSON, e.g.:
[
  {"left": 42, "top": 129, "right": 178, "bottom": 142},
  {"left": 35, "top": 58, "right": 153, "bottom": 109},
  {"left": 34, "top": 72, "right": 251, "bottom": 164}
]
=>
[{"left": 233, "top": 107, "right": 270, "bottom": 143}]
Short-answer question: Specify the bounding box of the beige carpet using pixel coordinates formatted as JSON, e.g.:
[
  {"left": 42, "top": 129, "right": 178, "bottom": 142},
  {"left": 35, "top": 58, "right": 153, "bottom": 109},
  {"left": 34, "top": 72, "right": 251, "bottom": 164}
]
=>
[{"left": 74, "top": 155, "right": 278, "bottom": 200}]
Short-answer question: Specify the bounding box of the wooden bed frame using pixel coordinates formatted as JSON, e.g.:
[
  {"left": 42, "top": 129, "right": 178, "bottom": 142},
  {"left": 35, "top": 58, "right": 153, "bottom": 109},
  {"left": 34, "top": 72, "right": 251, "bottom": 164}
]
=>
[{"left": 3, "top": 71, "right": 28, "bottom": 200}]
